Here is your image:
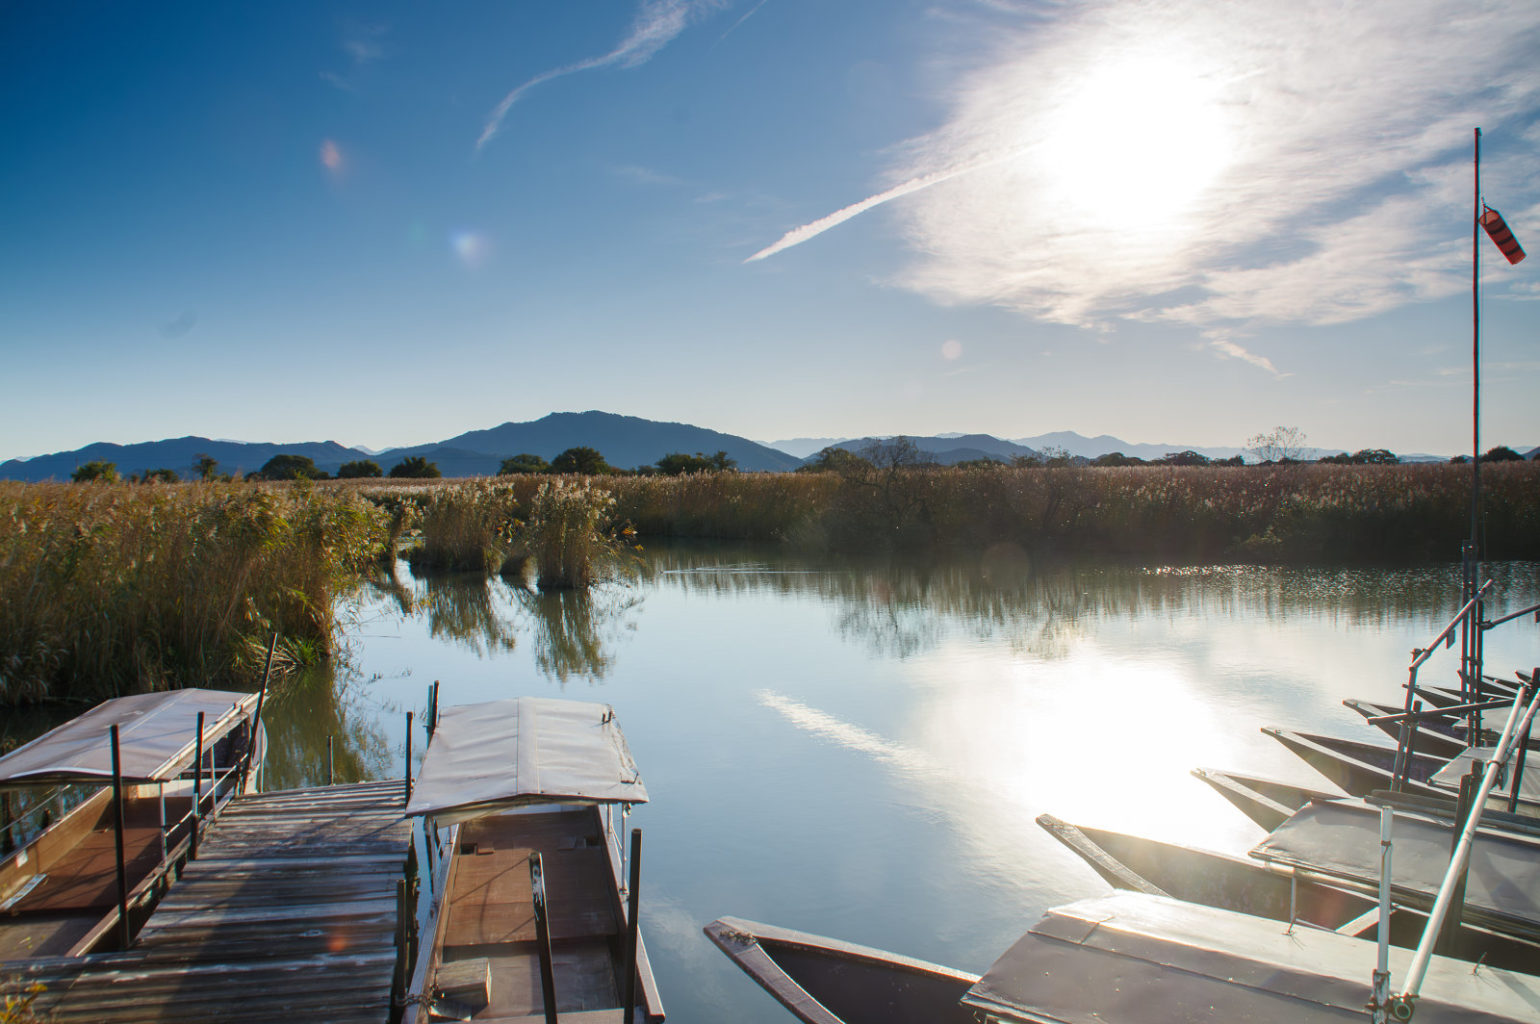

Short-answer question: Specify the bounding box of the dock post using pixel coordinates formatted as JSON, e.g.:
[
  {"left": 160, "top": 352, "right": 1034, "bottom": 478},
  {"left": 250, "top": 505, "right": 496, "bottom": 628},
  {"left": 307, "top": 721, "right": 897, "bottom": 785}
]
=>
[
  {"left": 241, "top": 632, "right": 278, "bottom": 796},
  {"left": 1509, "top": 671, "right": 1537, "bottom": 814},
  {"left": 531, "top": 852, "right": 560, "bottom": 1024},
  {"left": 623, "top": 828, "right": 642, "bottom": 1021},
  {"left": 110, "top": 724, "right": 131, "bottom": 951},
  {"left": 327, "top": 736, "right": 334, "bottom": 786},
  {"left": 192, "top": 712, "right": 205, "bottom": 859},
  {"left": 405, "top": 711, "right": 414, "bottom": 806}
]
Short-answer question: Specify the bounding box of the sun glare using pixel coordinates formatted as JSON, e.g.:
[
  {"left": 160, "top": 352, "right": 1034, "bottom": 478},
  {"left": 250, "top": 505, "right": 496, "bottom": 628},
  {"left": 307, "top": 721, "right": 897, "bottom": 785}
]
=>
[{"left": 1038, "top": 55, "right": 1232, "bottom": 232}]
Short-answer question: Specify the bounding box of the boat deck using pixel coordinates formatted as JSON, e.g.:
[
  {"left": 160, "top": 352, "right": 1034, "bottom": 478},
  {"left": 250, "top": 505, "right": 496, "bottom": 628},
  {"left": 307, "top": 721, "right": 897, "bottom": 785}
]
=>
[
  {"left": 0, "top": 796, "right": 194, "bottom": 959},
  {"left": 440, "top": 807, "right": 626, "bottom": 1020},
  {"left": 1, "top": 780, "right": 412, "bottom": 1023}
]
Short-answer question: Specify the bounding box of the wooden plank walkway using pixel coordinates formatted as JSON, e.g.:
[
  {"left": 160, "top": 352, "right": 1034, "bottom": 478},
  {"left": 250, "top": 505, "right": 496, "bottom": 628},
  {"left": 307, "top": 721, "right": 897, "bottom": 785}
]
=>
[{"left": 1, "top": 780, "right": 412, "bottom": 1024}]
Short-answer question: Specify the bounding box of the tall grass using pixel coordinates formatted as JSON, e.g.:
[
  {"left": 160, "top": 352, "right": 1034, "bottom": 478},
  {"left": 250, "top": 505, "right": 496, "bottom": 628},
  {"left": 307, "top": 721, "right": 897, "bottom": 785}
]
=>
[
  {"left": 345, "top": 462, "right": 1539, "bottom": 562},
  {"left": 403, "top": 481, "right": 525, "bottom": 574},
  {"left": 523, "top": 478, "right": 634, "bottom": 589},
  {"left": 0, "top": 482, "right": 387, "bottom": 706}
]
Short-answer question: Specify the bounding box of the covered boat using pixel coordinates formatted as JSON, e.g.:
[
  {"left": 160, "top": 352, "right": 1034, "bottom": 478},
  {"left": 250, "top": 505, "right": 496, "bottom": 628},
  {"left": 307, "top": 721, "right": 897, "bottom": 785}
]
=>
[
  {"left": 0, "top": 688, "right": 265, "bottom": 958},
  {"left": 1037, "top": 812, "right": 1540, "bottom": 972},
  {"left": 1251, "top": 796, "right": 1540, "bottom": 945},
  {"left": 402, "top": 696, "right": 663, "bottom": 1023},
  {"left": 963, "top": 892, "right": 1540, "bottom": 1023}
]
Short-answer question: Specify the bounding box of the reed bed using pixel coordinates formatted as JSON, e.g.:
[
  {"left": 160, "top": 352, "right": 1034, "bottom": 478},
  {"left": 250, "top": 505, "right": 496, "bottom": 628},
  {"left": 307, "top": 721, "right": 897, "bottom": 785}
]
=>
[
  {"left": 0, "top": 481, "right": 387, "bottom": 706},
  {"left": 2, "top": 461, "right": 1531, "bottom": 706}
]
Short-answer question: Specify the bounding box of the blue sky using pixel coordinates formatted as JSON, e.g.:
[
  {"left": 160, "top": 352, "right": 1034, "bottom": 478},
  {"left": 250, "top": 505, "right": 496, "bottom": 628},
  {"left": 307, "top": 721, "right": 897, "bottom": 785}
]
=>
[{"left": 1, "top": 0, "right": 1536, "bottom": 462}]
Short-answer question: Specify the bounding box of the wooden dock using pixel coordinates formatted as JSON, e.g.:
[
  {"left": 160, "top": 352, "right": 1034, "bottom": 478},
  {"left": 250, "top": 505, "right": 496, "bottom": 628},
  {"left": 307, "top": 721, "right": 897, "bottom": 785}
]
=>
[{"left": 2, "top": 780, "right": 413, "bottom": 1024}]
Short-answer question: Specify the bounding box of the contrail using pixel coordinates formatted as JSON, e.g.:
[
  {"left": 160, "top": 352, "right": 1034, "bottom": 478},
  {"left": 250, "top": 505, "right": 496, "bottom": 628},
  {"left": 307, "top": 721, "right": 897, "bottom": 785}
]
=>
[
  {"left": 478, "top": 0, "right": 709, "bottom": 152},
  {"left": 744, "top": 148, "right": 1022, "bottom": 263}
]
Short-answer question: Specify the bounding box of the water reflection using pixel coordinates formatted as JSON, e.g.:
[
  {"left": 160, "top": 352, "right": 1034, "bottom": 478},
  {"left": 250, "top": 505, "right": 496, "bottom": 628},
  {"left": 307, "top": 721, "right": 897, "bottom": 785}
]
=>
[
  {"left": 513, "top": 586, "right": 642, "bottom": 683},
  {"left": 261, "top": 658, "right": 392, "bottom": 790},
  {"left": 649, "top": 543, "right": 1540, "bottom": 663}
]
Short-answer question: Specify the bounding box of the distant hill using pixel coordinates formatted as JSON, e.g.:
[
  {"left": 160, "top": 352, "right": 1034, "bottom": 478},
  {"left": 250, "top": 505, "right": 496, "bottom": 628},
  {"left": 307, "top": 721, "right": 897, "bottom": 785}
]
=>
[
  {"left": 0, "top": 437, "right": 370, "bottom": 483},
  {"left": 1010, "top": 431, "right": 1248, "bottom": 462},
  {"left": 816, "top": 434, "right": 1042, "bottom": 466},
  {"left": 763, "top": 436, "right": 850, "bottom": 459},
  {"left": 376, "top": 411, "right": 799, "bottom": 473},
  {"left": 0, "top": 412, "right": 800, "bottom": 481}
]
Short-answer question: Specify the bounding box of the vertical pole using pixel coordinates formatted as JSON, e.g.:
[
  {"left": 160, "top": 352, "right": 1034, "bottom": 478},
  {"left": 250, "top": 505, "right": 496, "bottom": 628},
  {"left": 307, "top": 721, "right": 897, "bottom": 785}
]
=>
[
  {"left": 1509, "top": 671, "right": 1537, "bottom": 814},
  {"left": 110, "top": 725, "right": 131, "bottom": 951},
  {"left": 327, "top": 735, "right": 334, "bottom": 786},
  {"left": 1370, "top": 804, "right": 1394, "bottom": 1024},
  {"left": 623, "top": 828, "right": 643, "bottom": 1021},
  {"left": 191, "top": 711, "right": 205, "bottom": 859},
  {"left": 1471, "top": 126, "right": 1481, "bottom": 550},
  {"left": 405, "top": 711, "right": 414, "bottom": 806},
  {"left": 241, "top": 633, "right": 278, "bottom": 796},
  {"left": 429, "top": 681, "right": 440, "bottom": 738},
  {"left": 157, "top": 782, "right": 167, "bottom": 861},
  {"left": 531, "top": 852, "right": 560, "bottom": 1024}
]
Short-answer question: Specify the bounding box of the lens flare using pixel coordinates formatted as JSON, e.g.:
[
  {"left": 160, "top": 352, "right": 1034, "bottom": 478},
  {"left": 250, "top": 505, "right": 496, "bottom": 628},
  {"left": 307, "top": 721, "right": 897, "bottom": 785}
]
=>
[
  {"left": 319, "top": 139, "right": 344, "bottom": 176},
  {"left": 451, "top": 231, "right": 490, "bottom": 268}
]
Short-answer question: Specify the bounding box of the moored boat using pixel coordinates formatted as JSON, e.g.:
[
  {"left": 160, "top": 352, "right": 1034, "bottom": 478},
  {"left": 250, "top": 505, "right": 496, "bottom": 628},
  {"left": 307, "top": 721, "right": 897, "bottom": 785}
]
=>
[
  {"left": 0, "top": 688, "right": 265, "bottom": 959},
  {"left": 704, "top": 917, "right": 978, "bottom": 1024},
  {"left": 1037, "top": 812, "right": 1540, "bottom": 972},
  {"left": 707, "top": 892, "right": 1540, "bottom": 1024},
  {"left": 1189, "top": 766, "right": 1339, "bottom": 831},
  {"left": 401, "top": 696, "right": 663, "bottom": 1023}
]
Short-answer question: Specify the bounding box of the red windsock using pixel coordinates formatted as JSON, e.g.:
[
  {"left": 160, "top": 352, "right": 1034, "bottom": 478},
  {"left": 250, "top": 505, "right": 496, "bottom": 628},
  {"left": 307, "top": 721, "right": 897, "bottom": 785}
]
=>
[{"left": 1480, "top": 206, "right": 1526, "bottom": 265}]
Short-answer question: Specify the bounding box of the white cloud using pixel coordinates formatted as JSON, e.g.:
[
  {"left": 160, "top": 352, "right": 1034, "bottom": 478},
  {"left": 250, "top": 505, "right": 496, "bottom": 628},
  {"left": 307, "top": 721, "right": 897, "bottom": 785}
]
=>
[
  {"left": 477, "top": 0, "right": 723, "bottom": 152},
  {"left": 753, "top": 0, "right": 1540, "bottom": 351}
]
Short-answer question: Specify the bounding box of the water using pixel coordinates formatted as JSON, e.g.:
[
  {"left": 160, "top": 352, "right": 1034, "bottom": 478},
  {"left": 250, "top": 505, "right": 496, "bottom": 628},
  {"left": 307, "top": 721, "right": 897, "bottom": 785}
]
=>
[{"left": 256, "top": 545, "right": 1540, "bottom": 1024}]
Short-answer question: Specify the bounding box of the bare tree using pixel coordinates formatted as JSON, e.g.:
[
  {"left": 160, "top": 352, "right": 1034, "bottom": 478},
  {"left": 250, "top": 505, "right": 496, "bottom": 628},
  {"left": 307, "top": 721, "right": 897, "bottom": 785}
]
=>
[{"left": 1247, "top": 426, "right": 1309, "bottom": 463}]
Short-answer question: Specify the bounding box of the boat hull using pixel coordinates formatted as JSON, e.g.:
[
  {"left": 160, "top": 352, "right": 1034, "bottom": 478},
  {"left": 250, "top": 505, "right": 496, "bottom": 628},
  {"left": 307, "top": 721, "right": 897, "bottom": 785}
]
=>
[{"left": 705, "top": 917, "right": 978, "bottom": 1024}]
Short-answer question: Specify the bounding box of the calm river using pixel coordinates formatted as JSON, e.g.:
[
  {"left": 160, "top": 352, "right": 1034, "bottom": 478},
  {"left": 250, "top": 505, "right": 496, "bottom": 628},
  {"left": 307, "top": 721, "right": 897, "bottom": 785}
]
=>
[{"left": 260, "top": 544, "right": 1540, "bottom": 1024}]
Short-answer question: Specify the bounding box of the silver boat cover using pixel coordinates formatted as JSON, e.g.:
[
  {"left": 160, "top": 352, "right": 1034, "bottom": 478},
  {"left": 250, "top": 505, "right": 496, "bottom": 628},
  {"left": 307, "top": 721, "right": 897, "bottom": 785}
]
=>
[
  {"left": 1433, "top": 747, "right": 1540, "bottom": 805},
  {"left": 0, "top": 689, "right": 258, "bottom": 784},
  {"left": 1250, "top": 798, "right": 1540, "bottom": 939},
  {"left": 404, "top": 697, "right": 647, "bottom": 823},
  {"left": 964, "top": 892, "right": 1540, "bottom": 1023}
]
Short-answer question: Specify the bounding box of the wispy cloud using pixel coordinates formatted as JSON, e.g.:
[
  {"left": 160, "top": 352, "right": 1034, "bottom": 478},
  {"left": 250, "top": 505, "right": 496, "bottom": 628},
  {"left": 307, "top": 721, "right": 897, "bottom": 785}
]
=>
[
  {"left": 477, "top": 0, "right": 722, "bottom": 152},
  {"left": 323, "top": 23, "right": 389, "bottom": 92},
  {"left": 751, "top": 0, "right": 1540, "bottom": 354}
]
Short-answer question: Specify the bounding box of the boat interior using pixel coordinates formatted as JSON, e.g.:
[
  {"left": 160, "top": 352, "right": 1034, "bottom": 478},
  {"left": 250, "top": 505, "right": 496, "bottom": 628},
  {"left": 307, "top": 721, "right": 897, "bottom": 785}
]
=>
[{"left": 429, "top": 804, "right": 649, "bottom": 1021}]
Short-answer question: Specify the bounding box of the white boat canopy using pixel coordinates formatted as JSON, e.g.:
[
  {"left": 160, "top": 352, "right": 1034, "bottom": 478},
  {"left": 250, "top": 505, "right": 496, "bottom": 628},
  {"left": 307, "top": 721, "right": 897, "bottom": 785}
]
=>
[
  {"left": 404, "top": 697, "right": 647, "bottom": 824},
  {"left": 0, "top": 688, "right": 259, "bottom": 785}
]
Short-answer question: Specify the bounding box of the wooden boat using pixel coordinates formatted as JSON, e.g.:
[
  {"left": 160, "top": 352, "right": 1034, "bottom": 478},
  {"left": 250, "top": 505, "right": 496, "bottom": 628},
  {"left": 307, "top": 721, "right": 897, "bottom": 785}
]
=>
[
  {"left": 402, "top": 697, "right": 663, "bottom": 1023},
  {"left": 704, "top": 918, "right": 978, "bottom": 1024},
  {"left": 1037, "top": 812, "right": 1540, "bottom": 973},
  {"left": 963, "top": 892, "right": 1540, "bottom": 1024},
  {"left": 1037, "top": 813, "right": 1378, "bottom": 930},
  {"left": 1342, "top": 699, "right": 1468, "bottom": 757},
  {"left": 1189, "top": 767, "right": 1338, "bottom": 831},
  {"left": 707, "top": 893, "right": 1540, "bottom": 1024},
  {"left": 1252, "top": 796, "right": 1540, "bottom": 946},
  {"left": 1262, "top": 727, "right": 1449, "bottom": 798},
  {"left": 1266, "top": 727, "right": 1540, "bottom": 815},
  {"left": 0, "top": 689, "right": 265, "bottom": 959},
  {"left": 1345, "top": 697, "right": 1540, "bottom": 754}
]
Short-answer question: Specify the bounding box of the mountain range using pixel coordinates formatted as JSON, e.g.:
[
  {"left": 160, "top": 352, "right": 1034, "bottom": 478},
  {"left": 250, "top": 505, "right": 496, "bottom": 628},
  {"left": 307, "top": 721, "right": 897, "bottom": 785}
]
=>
[{"left": 0, "top": 410, "right": 1516, "bottom": 482}]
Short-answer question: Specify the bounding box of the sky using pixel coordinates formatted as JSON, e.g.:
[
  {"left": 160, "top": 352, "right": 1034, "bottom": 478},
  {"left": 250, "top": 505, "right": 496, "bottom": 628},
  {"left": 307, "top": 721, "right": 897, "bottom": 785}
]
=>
[{"left": 1, "top": 0, "right": 1537, "bottom": 462}]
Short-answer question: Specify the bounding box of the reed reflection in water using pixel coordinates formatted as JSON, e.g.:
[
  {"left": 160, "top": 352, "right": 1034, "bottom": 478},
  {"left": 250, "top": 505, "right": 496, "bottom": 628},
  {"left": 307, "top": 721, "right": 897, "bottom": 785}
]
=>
[{"left": 254, "top": 544, "right": 1538, "bottom": 1024}]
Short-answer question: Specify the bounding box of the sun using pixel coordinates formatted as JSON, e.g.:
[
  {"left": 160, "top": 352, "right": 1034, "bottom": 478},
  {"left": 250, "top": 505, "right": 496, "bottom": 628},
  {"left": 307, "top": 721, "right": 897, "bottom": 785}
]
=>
[{"left": 1037, "top": 54, "right": 1233, "bottom": 232}]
